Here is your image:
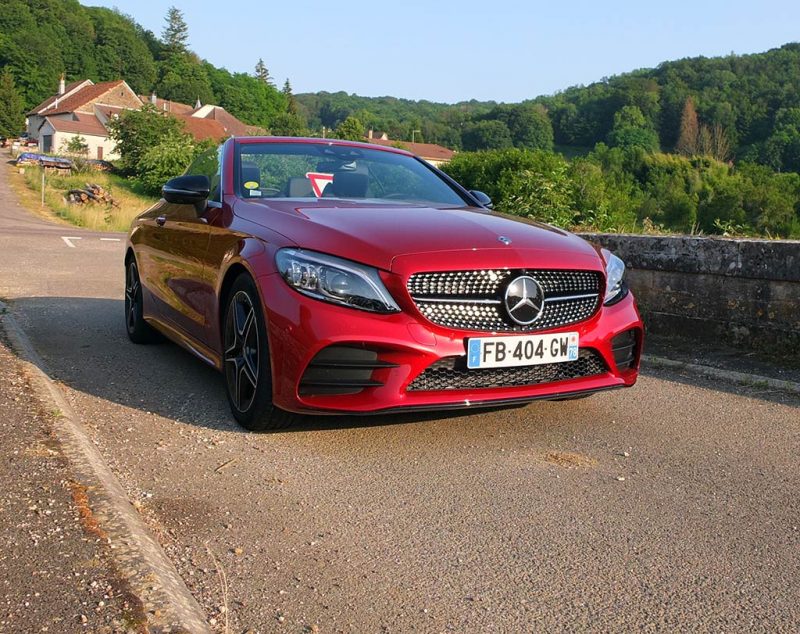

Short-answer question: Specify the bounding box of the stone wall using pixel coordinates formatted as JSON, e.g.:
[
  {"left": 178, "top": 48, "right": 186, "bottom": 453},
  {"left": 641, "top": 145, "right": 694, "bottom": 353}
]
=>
[{"left": 581, "top": 234, "right": 800, "bottom": 355}]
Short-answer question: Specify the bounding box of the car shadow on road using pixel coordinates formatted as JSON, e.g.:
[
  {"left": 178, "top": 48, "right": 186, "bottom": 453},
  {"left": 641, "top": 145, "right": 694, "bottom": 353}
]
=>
[
  {"left": 9, "top": 296, "right": 796, "bottom": 437},
  {"left": 7, "top": 296, "right": 534, "bottom": 434}
]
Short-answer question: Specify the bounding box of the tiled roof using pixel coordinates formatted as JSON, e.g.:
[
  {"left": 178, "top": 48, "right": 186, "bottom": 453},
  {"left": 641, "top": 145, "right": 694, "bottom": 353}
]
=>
[
  {"left": 177, "top": 115, "right": 228, "bottom": 141},
  {"left": 139, "top": 95, "right": 195, "bottom": 115},
  {"left": 45, "top": 113, "right": 108, "bottom": 137},
  {"left": 28, "top": 80, "right": 91, "bottom": 115},
  {"left": 39, "top": 81, "right": 136, "bottom": 116},
  {"left": 94, "top": 105, "right": 126, "bottom": 120},
  {"left": 202, "top": 107, "right": 253, "bottom": 136},
  {"left": 366, "top": 138, "right": 455, "bottom": 161}
]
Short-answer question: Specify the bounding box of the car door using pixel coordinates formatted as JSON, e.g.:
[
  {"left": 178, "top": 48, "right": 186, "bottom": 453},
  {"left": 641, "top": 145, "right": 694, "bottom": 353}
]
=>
[{"left": 144, "top": 147, "right": 222, "bottom": 346}]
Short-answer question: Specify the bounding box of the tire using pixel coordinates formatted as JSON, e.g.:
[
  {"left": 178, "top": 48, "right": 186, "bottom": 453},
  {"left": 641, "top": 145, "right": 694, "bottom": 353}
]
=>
[
  {"left": 125, "top": 257, "right": 161, "bottom": 344},
  {"left": 222, "top": 274, "right": 298, "bottom": 431}
]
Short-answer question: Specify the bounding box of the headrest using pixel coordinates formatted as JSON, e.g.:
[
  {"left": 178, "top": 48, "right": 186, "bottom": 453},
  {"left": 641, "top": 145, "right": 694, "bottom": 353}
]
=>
[
  {"left": 288, "top": 177, "right": 314, "bottom": 197},
  {"left": 330, "top": 171, "right": 368, "bottom": 198}
]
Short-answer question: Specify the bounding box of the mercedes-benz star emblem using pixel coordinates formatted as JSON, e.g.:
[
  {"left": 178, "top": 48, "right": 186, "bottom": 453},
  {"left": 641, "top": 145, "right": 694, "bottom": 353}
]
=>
[{"left": 504, "top": 275, "right": 545, "bottom": 325}]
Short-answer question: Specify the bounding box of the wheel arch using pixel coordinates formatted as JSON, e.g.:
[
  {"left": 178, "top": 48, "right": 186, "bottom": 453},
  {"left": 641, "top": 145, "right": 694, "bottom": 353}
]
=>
[{"left": 218, "top": 262, "right": 252, "bottom": 330}]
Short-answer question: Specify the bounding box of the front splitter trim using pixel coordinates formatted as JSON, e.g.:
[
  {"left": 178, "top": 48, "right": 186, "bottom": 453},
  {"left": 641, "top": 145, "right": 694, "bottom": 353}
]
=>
[{"left": 295, "top": 383, "right": 629, "bottom": 416}]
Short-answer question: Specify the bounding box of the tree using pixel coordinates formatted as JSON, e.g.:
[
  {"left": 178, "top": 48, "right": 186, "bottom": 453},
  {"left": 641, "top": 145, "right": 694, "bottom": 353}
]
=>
[
  {"left": 761, "top": 108, "right": 800, "bottom": 172},
  {"left": 270, "top": 112, "right": 308, "bottom": 136},
  {"left": 503, "top": 153, "right": 576, "bottom": 227},
  {"left": 89, "top": 8, "right": 157, "bottom": 94},
  {"left": 156, "top": 55, "right": 215, "bottom": 106},
  {"left": 282, "top": 78, "right": 298, "bottom": 115},
  {"left": 254, "top": 58, "right": 273, "bottom": 86},
  {"left": 137, "top": 129, "right": 198, "bottom": 194},
  {"left": 0, "top": 68, "right": 25, "bottom": 137},
  {"left": 461, "top": 120, "right": 513, "bottom": 151},
  {"left": 709, "top": 123, "right": 731, "bottom": 162},
  {"left": 697, "top": 125, "right": 713, "bottom": 156},
  {"left": 107, "top": 104, "right": 187, "bottom": 176},
  {"left": 676, "top": 97, "right": 699, "bottom": 155},
  {"left": 162, "top": 6, "right": 189, "bottom": 55},
  {"left": 335, "top": 115, "right": 365, "bottom": 141},
  {"left": 487, "top": 104, "right": 553, "bottom": 151},
  {"left": 61, "top": 135, "right": 89, "bottom": 156},
  {"left": 607, "top": 106, "right": 660, "bottom": 152}
]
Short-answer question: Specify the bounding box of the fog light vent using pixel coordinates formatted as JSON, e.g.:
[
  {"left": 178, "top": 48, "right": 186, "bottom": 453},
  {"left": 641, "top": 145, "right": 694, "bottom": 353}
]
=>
[
  {"left": 611, "top": 329, "right": 638, "bottom": 371},
  {"left": 299, "top": 346, "right": 398, "bottom": 396}
]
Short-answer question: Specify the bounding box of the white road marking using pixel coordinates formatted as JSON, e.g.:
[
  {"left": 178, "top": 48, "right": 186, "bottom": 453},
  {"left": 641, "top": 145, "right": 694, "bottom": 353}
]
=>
[
  {"left": 61, "top": 236, "right": 82, "bottom": 248},
  {"left": 100, "top": 238, "right": 122, "bottom": 242}
]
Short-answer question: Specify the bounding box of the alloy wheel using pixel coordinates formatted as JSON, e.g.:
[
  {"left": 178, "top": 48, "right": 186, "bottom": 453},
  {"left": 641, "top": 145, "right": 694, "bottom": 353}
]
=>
[
  {"left": 125, "top": 261, "right": 140, "bottom": 333},
  {"left": 224, "top": 290, "right": 260, "bottom": 413}
]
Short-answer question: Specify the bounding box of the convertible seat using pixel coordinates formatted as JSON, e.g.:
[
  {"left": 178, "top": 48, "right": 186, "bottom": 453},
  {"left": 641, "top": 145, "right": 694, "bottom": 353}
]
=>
[
  {"left": 324, "top": 171, "right": 369, "bottom": 198},
  {"left": 288, "top": 176, "right": 314, "bottom": 197}
]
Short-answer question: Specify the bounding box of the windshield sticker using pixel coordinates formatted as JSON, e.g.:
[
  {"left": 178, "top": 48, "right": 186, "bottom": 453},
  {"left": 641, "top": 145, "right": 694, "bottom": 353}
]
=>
[
  {"left": 305, "top": 172, "right": 334, "bottom": 197},
  {"left": 244, "top": 181, "right": 260, "bottom": 190}
]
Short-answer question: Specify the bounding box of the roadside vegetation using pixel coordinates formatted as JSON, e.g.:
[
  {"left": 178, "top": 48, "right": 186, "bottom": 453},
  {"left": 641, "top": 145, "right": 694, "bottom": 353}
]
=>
[
  {"left": 443, "top": 147, "right": 800, "bottom": 238},
  {"left": 13, "top": 162, "right": 156, "bottom": 232}
]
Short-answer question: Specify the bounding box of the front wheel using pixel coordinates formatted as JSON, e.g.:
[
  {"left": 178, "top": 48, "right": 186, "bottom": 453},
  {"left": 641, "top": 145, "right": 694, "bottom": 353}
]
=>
[
  {"left": 125, "top": 258, "right": 161, "bottom": 344},
  {"left": 222, "top": 274, "right": 298, "bottom": 431}
]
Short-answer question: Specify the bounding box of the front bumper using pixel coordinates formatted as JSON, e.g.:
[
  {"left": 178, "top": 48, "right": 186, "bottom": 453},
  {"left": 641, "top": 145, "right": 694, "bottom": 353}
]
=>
[{"left": 258, "top": 273, "right": 643, "bottom": 414}]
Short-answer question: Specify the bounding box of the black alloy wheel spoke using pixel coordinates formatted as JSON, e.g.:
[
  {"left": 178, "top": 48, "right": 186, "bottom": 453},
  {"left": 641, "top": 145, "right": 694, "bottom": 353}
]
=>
[
  {"left": 225, "top": 291, "right": 259, "bottom": 412},
  {"left": 126, "top": 264, "right": 139, "bottom": 330}
]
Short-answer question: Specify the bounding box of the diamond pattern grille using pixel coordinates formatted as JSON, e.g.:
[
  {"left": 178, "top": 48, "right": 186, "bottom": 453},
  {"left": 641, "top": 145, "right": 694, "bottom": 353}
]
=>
[{"left": 407, "top": 269, "right": 602, "bottom": 332}]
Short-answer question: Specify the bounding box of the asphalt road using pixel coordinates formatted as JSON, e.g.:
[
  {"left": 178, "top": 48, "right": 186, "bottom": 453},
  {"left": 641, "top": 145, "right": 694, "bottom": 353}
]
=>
[{"left": 1, "top": 160, "right": 799, "bottom": 633}]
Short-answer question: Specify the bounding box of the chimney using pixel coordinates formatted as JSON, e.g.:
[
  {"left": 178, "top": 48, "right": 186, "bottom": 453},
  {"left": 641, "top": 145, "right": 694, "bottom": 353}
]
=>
[
  {"left": 58, "top": 73, "right": 66, "bottom": 95},
  {"left": 150, "top": 91, "right": 157, "bottom": 105},
  {"left": 368, "top": 129, "right": 373, "bottom": 140}
]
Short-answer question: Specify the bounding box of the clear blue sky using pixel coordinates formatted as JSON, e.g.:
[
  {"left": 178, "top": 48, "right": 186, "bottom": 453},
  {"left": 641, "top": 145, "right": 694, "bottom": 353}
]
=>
[{"left": 85, "top": 0, "right": 800, "bottom": 103}]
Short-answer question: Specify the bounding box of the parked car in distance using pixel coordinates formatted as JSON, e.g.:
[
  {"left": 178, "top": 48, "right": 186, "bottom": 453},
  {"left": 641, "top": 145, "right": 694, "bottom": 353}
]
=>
[{"left": 125, "top": 137, "right": 642, "bottom": 430}]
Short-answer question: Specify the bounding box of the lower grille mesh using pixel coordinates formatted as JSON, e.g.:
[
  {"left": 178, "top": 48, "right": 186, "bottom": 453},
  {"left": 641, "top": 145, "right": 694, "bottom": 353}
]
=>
[{"left": 407, "top": 349, "right": 607, "bottom": 392}]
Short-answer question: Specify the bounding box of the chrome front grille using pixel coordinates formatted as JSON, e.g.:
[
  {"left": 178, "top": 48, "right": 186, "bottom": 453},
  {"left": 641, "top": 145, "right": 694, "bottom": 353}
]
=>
[{"left": 407, "top": 269, "right": 602, "bottom": 332}]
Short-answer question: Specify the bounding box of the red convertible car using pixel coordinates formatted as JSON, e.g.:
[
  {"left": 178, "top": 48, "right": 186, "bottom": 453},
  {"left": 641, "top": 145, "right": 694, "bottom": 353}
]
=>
[{"left": 125, "top": 137, "right": 642, "bottom": 430}]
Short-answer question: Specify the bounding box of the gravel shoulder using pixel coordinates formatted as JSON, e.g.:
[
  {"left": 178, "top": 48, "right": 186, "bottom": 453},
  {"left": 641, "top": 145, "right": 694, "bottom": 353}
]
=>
[{"left": 0, "top": 335, "right": 145, "bottom": 633}]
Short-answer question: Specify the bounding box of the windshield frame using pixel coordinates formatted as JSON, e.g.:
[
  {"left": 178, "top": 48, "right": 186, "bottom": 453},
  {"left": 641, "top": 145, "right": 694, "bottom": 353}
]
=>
[{"left": 233, "top": 138, "right": 475, "bottom": 207}]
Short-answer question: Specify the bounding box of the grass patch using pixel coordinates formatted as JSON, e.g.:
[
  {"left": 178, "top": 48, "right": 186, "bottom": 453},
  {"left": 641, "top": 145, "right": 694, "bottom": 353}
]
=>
[{"left": 10, "top": 159, "right": 157, "bottom": 232}]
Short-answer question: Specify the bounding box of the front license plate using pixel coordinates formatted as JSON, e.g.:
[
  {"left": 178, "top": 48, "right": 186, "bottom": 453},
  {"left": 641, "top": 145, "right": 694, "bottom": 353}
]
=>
[{"left": 467, "top": 332, "right": 579, "bottom": 369}]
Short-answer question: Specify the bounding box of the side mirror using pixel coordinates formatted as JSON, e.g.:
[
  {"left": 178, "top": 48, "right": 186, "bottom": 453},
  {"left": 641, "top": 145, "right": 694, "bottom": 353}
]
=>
[
  {"left": 162, "top": 175, "right": 210, "bottom": 205},
  {"left": 469, "top": 190, "right": 493, "bottom": 209}
]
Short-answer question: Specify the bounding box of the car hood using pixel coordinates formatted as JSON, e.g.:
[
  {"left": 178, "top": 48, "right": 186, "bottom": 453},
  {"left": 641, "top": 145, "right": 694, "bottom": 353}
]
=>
[{"left": 237, "top": 201, "right": 603, "bottom": 272}]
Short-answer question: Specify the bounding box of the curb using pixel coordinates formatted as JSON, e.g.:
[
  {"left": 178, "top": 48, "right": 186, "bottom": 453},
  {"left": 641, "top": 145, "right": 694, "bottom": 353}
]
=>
[
  {"left": 642, "top": 354, "right": 800, "bottom": 396},
  {"left": 0, "top": 301, "right": 211, "bottom": 634}
]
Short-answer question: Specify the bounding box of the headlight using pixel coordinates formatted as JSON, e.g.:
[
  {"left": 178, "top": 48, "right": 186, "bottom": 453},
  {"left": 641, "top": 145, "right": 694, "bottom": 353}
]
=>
[
  {"left": 602, "top": 248, "right": 628, "bottom": 305},
  {"left": 275, "top": 248, "right": 400, "bottom": 313}
]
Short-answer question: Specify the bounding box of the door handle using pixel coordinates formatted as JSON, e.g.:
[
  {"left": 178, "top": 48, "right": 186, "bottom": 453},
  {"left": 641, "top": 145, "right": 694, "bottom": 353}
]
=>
[{"left": 156, "top": 215, "right": 167, "bottom": 227}]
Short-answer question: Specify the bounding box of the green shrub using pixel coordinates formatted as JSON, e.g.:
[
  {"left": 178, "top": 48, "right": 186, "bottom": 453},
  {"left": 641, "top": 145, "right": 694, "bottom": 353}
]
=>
[{"left": 136, "top": 131, "right": 198, "bottom": 195}]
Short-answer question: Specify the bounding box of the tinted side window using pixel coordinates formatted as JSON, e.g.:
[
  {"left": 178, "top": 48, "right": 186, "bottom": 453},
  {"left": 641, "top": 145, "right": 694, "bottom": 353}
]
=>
[{"left": 185, "top": 146, "right": 222, "bottom": 203}]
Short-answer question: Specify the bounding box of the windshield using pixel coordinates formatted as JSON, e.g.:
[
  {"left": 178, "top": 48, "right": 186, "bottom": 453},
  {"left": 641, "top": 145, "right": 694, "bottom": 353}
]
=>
[{"left": 236, "top": 141, "right": 467, "bottom": 207}]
